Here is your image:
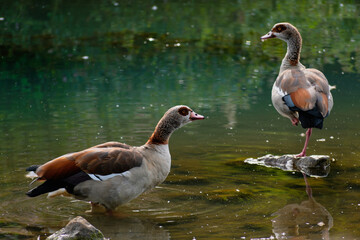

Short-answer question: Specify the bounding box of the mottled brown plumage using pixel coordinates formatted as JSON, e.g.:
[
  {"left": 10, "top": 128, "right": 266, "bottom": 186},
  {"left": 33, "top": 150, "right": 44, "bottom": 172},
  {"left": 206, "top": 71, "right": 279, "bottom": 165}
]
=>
[
  {"left": 261, "top": 22, "right": 334, "bottom": 157},
  {"left": 35, "top": 144, "right": 142, "bottom": 180}
]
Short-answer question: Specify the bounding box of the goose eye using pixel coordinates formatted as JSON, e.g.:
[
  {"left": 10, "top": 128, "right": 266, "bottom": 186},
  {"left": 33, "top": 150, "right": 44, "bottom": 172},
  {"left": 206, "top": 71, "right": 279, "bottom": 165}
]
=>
[
  {"left": 178, "top": 107, "right": 189, "bottom": 116},
  {"left": 179, "top": 107, "right": 189, "bottom": 116},
  {"left": 277, "top": 27, "right": 282, "bottom": 31}
]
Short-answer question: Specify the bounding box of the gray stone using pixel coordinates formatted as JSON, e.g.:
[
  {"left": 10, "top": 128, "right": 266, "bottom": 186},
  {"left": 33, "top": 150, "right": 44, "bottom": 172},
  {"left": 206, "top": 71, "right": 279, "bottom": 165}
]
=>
[
  {"left": 46, "top": 216, "right": 107, "bottom": 240},
  {"left": 245, "top": 154, "right": 331, "bottom": 177}
]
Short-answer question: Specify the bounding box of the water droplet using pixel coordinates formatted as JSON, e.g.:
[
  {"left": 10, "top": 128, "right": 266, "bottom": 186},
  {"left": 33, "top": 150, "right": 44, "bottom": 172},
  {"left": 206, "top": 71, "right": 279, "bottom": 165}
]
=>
[
  {"left": 152, "top": 5, "right": 158, "bottom": 10},
  {"left": 82, "top": 56, "right": 89, "bottom": 60}
]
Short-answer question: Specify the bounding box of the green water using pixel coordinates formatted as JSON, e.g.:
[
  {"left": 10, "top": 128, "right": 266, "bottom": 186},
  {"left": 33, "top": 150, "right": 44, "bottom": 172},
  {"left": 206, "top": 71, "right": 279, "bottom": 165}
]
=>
[{"left": 1, "top": 0, "right": 360, "bottom": 239}]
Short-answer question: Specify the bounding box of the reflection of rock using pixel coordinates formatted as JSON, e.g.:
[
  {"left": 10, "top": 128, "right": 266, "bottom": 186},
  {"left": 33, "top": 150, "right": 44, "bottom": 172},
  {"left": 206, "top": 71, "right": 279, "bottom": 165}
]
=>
[
  {"left": 271, "top": 175, "right": 333, "bottom": 240},
  {"left": 46, "top": 216, "right": 106, "bottom": 240},
  {"left": 245, "top": 154, "right": 331, "bottom": 177}
]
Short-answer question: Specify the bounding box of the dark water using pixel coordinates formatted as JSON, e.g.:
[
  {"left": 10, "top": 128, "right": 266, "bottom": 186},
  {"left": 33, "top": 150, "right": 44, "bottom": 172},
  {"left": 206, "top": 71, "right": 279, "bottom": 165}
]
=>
[{"left": 1, "top": 0, "right": 360, "bottom": 239}]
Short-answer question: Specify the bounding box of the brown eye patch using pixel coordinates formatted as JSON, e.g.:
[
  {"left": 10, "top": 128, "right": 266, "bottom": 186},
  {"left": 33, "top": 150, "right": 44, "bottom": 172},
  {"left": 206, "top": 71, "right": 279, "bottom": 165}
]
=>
[
  {"left": 178, "top": 107, "right": 190, "bottom": 116},
  {"left": 272, "top": 24, "right": 287, "bottom": 33}
]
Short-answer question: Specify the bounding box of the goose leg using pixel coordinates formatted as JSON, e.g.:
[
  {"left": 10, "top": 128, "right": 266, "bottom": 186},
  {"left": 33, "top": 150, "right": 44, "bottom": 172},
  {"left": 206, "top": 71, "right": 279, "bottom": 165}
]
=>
[{"left": 296, "top": 128, "right": 312, "bottom": 157}]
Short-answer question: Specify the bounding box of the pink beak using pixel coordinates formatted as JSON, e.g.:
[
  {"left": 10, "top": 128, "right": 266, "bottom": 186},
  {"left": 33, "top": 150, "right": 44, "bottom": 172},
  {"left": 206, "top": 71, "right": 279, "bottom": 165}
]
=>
[
  {"left": 190, "top": 111, "right": 205, "bottom": 121},
  {"left": 261, "top": 31, "right": 276, "bottom": 42}
]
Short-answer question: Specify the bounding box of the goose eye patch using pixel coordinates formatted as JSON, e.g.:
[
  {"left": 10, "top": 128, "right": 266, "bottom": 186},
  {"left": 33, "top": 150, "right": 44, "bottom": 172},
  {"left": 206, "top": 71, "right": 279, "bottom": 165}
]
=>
[
  {"left": 178, "top": 107, "right": 189, "bottom": 116},
  {"left": 272, "top": 25, "right": 287, "bottom": 33}
]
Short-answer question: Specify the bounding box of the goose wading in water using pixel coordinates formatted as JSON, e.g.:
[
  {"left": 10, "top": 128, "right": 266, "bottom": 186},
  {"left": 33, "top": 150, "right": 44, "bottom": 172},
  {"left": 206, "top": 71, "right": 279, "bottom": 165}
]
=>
[
  {"left": 261, "top": 23, "right": 334, "bottom": 157},
  {"left": 26, "top": 105, "right": 204, "bottom": 212}
]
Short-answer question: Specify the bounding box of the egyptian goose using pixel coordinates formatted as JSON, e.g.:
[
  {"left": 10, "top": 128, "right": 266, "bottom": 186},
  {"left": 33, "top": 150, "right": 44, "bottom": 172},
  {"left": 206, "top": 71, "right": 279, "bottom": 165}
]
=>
[
  {"left": 261, "top": 23, "right": 334, "bottom": 157},
  {"left": 26, "top": 105, "right": 204, "bottom": 211}
]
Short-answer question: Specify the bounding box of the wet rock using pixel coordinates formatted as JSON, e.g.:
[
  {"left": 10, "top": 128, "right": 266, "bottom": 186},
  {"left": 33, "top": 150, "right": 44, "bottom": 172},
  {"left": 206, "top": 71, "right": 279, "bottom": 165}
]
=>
[
  {"left": 46, "top": 216, "right": 107, "bottom": 240},
  {"left": 245, "top": 154, "right": 331, "bottom": 177}
]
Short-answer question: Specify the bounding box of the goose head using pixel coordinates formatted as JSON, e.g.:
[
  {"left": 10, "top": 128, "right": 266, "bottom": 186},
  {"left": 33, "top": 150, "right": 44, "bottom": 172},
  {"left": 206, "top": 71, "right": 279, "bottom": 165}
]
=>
[
  {"left": 163, "top": 105, "right": 205, "bottom": 129},
  {"left": 147, "top": 105, "right": 204, "bottom": 145},
  {"left": 261, "top": 22, "right": 300, "bottom": 42}
]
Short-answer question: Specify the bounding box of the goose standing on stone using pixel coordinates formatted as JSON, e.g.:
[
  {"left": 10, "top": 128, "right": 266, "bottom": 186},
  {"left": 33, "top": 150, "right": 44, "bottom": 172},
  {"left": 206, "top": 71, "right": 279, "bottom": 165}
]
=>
[
  {"left": 261, "top": 23, "right": 333, "bottom": 157},
  {"left": 26, "top": 105, "right": 204, "bottom": 212}
]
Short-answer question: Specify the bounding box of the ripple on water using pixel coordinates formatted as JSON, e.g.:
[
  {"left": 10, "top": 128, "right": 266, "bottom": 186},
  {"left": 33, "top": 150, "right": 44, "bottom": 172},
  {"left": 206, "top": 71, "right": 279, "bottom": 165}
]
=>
[{"left": 0, "top": 191, "right": 89, "bottom": 228}]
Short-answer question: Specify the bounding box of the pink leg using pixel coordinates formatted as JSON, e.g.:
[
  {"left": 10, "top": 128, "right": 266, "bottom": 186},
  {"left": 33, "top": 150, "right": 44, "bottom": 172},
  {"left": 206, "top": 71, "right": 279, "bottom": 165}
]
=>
[{"left": 296, "top": 128, "right": 312, "bottom": 157}]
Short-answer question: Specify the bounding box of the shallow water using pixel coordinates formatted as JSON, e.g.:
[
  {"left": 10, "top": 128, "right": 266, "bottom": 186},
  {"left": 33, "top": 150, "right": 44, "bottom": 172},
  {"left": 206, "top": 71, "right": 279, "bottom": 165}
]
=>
[{"left": 1, "top": 1, "right": 360, "bottom": 239}]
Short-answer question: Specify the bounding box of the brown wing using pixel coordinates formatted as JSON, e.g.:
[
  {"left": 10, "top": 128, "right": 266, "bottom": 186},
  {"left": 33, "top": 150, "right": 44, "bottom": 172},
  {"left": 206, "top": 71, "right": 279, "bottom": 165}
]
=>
[
  {"left": 36, "top": 147, "right": 143, "bottom": 180},
  {"left": 35, "top": 153, "right": 81, "bottom": 180},
  {"left": 304, "top": 69, "right": 330, "bottom": 116},
  {"left": 276, "top": 69, "right": 330, "bottom": 116},
  {"left": 74, "top": 148, "right": 143, "bottom": 175}
]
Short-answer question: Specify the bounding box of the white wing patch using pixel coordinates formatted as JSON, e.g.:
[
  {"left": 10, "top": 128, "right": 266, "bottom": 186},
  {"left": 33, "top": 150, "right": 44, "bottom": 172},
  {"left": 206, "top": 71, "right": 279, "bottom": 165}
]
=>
[
  {"left": 274, "top": 85, "right": 287, "bottom": 96},
  {"left": 88, "top": 172, "right": 129, "bottom": 181}
]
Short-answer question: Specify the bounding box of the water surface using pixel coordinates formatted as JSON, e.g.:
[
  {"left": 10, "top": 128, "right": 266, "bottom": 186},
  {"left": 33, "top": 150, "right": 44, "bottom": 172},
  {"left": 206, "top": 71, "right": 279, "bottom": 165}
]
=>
[{"left": 0, "top": 1, "right": 360, "bottom": 239}]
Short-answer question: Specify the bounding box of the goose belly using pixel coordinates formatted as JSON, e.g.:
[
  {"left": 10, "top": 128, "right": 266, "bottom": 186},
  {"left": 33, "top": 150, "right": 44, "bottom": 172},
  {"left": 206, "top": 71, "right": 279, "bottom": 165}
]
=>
[{"left": 73, "top": 167, "right": 153, "bottom": 210}]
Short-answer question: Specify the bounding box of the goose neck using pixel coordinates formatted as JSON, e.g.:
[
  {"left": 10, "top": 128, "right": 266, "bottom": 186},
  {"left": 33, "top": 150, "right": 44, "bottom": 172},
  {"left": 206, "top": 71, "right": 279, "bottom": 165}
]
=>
[
  {"left": 281, "top": 32, "right": 302, "bottom": 72},
  {"left": 146, "top": 118, "right": 176, "bottom": 145}
]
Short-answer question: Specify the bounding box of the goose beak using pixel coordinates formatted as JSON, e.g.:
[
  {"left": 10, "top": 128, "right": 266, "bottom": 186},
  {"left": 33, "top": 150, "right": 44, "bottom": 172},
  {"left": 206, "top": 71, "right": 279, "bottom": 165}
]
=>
[
  {"left": 261, "top": 31, "right": 275, "bottom": 42},
  {"left": 190, "top": 111, "right": 205, "bottom": 121}
]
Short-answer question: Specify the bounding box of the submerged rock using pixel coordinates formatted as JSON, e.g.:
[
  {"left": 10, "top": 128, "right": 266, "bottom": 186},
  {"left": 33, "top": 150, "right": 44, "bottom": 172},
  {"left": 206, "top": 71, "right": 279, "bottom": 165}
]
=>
[
  {"left": 204, "top": 188, "right": 253, "bottom": 203},
  {"left": 164, "top": 175, "right": 210, "bottom": 186},
  {"left": 46, "top": 216, "right": 107, "bottom": 240},
  {"left": 244, "top": 154, "right": 331, "bottom": 177}
]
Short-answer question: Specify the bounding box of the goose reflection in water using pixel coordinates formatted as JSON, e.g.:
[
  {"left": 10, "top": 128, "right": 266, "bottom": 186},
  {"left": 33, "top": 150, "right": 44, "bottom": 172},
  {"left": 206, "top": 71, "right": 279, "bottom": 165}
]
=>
[{"left": 271, "top": 174, "right": 333, "bottom": 240}]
